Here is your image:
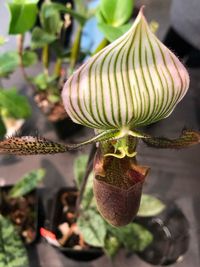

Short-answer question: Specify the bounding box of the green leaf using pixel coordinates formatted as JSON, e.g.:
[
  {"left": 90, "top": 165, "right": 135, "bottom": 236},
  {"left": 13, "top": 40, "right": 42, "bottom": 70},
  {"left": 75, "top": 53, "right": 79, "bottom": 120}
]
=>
[
  {"left": 40, "top": 2, "right": 63, "bottom": 35},
  {"left": 31, "top": 27, "right": 57, "bottom": 49},
  {"left": 138, "top": 194, "right": 166, "bottom": 217},
  {"left": 0, "top": 88, "right": 31, "bottom": 119},
  {"left": 41, "top": 2, "right": 86, "bottom": 26},
  {"left": 13, "top": 0, "right": 39, "bottom": 3},
  {"left": 0, "top": 36, "right": 7, "bottom": 46},
  {"left": 77, "top": 209, "right": 106, "bottom": 247},
  {"left": 9, "top": 169, "right": 45, "bottom": 198},
  {"left": 31, "top": 73, "right": 57, "bottom": 90},
  {"left": 31, "top": 73, "right": 47, "bottom": 90},
  {"left": 0, "top": 51, "right": 19, "bottom": 77},
  {"left": 104, "top": 236, "right": 121, "bottom": 258},
  {"left": 47, "top": 94, "right": 60, "bottom": 104},
  {"left": 22, "top": 51, "right": 38, "bottom": 67},
  {"left": 97, "top": 0, "right": 134, "bottom": 27},
  {"left": 8, "top": 1, "right": 39, "bottom": 34},
  {"left": 98, "top": 23, "right": 131, "bottom": 42},
  {"left": 108, "top": 223, "right": 153, "bottom": 252},
  {"left": 0, "top": 215, "right": 29, "bottom": 267},
  {"left": 0, "top": 117, "right": 6, "bottom": 139}
]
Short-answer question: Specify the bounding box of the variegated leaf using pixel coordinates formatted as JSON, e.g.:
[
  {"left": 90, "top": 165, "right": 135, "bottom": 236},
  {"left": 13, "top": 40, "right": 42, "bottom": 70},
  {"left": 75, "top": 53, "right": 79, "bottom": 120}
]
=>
[
  {"left": 62, "top": 8, "right": 189, "bottom": 130},
  {"left": 0, "top": 215, "right": 29, "bottom": 267}
]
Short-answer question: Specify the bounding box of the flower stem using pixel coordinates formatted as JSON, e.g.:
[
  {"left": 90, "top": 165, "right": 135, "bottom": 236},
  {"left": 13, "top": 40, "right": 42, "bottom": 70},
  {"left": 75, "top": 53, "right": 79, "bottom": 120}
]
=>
[
  {"left": 75, "top": 144, "right": 96, "bottom": 216},
  {"left": 69, "top": 25, "right": 82, "bottom": 73},
  {"left": 54, "top": 58, "right": 62, "bottom": 77},
  {"left": 42, "top": 44, "right": 49, "bottom": 76}
]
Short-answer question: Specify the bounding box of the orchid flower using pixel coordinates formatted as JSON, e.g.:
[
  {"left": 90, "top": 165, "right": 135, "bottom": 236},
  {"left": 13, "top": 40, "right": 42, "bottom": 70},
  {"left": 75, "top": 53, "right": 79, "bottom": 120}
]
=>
[{"left": 0, "top": 9, "right": 199, "bottom": 226}]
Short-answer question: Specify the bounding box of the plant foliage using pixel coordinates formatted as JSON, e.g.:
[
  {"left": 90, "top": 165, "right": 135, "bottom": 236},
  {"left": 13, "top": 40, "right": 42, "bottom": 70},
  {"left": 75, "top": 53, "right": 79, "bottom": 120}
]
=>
[
  {"left": 9, "top": 168, "right": 45, "bottom": 198},
  {"left": 0, "top": 215, "right": 29, "bottom": 267},
  {"left": 77, "top": 209, "right": 107, "bottom": 247},
  {"left": 0, "top": 88, "right": 31, "bottom": 119},
  {"left": 97, "top": 0, "right": 134, "bottom": 27},
  {"left": 0, "top": 52, "right": 19, "bottom": 77},
  {"left": 138, "top": 194, "right": 166, "bottom": 217},
  {"left": 8, "top": 0, "right": 39, "bottom": 34}
]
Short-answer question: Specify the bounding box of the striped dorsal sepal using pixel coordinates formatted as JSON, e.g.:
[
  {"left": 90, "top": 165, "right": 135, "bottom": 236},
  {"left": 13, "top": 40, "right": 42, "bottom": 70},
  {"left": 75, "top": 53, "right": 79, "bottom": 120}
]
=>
[{"left": 62, "top": 7, "right": 189, "bottom": 131}]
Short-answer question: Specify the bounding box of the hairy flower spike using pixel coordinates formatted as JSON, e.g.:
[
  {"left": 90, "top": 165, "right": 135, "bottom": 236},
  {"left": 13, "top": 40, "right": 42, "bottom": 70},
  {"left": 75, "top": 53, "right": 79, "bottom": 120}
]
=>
[{"left": 62, "top": 8, "right": 189, "bottom": 131}]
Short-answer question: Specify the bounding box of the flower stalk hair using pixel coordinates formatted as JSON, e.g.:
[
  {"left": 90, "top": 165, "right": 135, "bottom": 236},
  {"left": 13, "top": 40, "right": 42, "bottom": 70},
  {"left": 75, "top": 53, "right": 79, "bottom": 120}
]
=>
[{"left": 0, "top": 8, "right": 199, "bottom": 226}]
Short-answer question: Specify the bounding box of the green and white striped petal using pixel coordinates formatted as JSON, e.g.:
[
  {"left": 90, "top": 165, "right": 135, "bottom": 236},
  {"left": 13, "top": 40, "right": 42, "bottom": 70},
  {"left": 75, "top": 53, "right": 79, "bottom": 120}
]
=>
[{"left": 62, "top": 8, "right": 189, "bottom": 130}]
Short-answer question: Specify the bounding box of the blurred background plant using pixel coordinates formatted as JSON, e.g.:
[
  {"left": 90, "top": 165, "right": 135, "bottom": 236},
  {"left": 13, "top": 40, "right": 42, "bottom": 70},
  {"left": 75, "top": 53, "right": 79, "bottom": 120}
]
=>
[
  {"left": 0, "top": 168, "right": 45, "bottom": 266},
  {"left": 2, "top": 0, "right": 135, "bottom": 139},
  {"left": 0, "top": 39, "right": 31, "bottom": 139}
]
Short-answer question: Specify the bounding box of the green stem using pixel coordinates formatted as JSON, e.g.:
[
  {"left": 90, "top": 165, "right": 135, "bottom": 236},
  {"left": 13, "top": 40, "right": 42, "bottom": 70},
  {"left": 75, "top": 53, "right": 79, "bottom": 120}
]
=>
[
  {"left": 17, "top": 34, "right": 36, "bottom": 92},
  {"left": 75, "top": 144, "right": 96, "bottom": 216},
  {"left": 0, "top": 78, "right": 3, "bottom": 88},
  {"left": 42, "top": 44, "right": 49, "bottom": 76},
  {"left": 93, "top": 38, "right": 109, "bottom": 55},
  {"left": 54, "top": 58, "right": 62, "bottom": 77},
  {"left": 69, "top": 25, "right": 82, "bottom": 73}
]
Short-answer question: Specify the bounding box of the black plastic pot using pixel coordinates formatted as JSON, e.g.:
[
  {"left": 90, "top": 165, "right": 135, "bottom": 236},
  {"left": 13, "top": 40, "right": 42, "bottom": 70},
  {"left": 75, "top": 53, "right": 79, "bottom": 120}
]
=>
[
  {"left": 47, "top": 187, "right": 104, "bottom": 261},
  {"left": 135, "top": 202, "right": 190, "bottom": 265},
  {"left": 0, "top": 185, "right": 44, "bottom": 246}
]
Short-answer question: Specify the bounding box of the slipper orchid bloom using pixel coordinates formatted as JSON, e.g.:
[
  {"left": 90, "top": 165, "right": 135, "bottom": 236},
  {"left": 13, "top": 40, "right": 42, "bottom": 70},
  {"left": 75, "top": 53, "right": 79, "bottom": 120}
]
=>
[{"left": 1, "top": 9, "right": 199, "bottom": 226}]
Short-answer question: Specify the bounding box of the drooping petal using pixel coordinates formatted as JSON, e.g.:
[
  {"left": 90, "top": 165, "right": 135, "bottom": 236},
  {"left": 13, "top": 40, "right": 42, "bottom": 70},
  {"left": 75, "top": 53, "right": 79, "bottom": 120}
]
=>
[{"left": 62, "top": 8, "right": 189, "bottom": 130}]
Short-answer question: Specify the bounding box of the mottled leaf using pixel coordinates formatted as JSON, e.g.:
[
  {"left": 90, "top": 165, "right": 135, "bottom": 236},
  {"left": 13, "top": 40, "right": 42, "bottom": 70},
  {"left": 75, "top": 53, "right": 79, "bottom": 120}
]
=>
[
  {"left": 77, "top": 209, "right": 106, "bottom": 247},
  {"left": 9, "top": 168, "right": 45, "bottom": 198},
  {"left": 104, "top": 236, "right": 121, "bottom": 258},
  {"left": 108, "top": 223, "right": 153, "bottom": 252},
  {"left": 0, "top": 215, "right": 29, "bottom": 267},
  {"left": 137, "top": 194, "right": 165, "bottom": 217},
  {"left": 138, "top": 194, "right": 165, "bottom": 217}
]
